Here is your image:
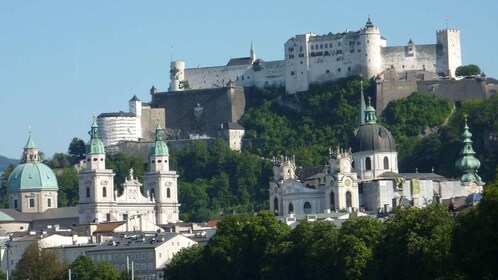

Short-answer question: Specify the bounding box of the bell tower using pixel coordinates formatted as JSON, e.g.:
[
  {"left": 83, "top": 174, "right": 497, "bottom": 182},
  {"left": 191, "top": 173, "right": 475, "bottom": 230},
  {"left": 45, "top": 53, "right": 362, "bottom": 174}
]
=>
[{"left": 143, "top": 124, "right": 180, "bottom": 225}]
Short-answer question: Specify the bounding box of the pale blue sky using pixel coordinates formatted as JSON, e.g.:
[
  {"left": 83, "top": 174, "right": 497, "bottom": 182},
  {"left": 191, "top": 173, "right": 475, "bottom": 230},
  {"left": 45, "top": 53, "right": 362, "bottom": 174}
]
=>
[{"left": 1, "top": 1, "right": 496, "bottom": 159}]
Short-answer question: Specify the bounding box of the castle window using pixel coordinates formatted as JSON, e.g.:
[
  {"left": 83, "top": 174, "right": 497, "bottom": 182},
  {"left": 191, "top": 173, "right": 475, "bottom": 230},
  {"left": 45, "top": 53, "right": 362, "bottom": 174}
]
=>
[
  {"left": 274, "top": 197, "right": 279, "bottom": 215},
  {"left": 330, "top": 192, "right": 335, "bottom": 210},
  {"left": 311, "top": 45, "right": 314, "bottom": 50},
  {"left": 366, "top": 157, "right": 372, "bottom": 170},
  {"left": 320, "top": 44, "right": 323, "bottom": 49},
  {"left": 288, "top": 203, "right": 294, "bottom": 214},
  {"left": 106, "top": 213, "right": 111, "bottom": 222},
  {"left": 167, "top": 188, "right": 171, "bottom": 198},
  {"left": 304, "top": 202, "right": 312, "bottom": 214},
  {"left": 123, "top": 214, "right": 128, "bottom": 221},
  {"left": 348, "top": 67, "right": 351, "bottom": 72},
  {"left": 298, "top": 53, "right": 304, "bottom": 58},
  {"left": 346, "top": 191, "right": 352, "bottom": 208},
  {"left": 86, "top": 187, "right": 90, "bottom": 198},
  {"left": 337, "top": 68, "right": 341, "bottom": 72},
  {"left": 291, "top": 71, "right": 295, "bottom": 76},
  {"left": 47, "top": 198, "right": 52, "bottom": 208},
  {"left": 326, "top": 69, "right": 330, "bottom": 74},
  {"left": 150, "top": 188, "right": 155, "bottom": 201},
  {"left": 14, "top": 199, "right": 18, "bottom": 209},
  {"left": 102, "top": 187, "right": 107, "bottom": 198},
  {"left": 29, "top": 198, "right": 35, "bottom": 208},
  {"left": 384, "top": 156, "right": 389, "bottom": 169},
  {"left": 338, "top": 42, "right": 341, "bottom": 46}
]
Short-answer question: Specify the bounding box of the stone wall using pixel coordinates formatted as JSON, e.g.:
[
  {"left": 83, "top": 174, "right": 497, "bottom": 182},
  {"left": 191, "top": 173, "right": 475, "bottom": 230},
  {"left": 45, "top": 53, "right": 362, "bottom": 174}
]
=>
[
  {"left": 376, "top": 78, "right": 496, "bottom": 114},
  {"left": 151, "top": 86, "right": 247, "bottom": 139}
]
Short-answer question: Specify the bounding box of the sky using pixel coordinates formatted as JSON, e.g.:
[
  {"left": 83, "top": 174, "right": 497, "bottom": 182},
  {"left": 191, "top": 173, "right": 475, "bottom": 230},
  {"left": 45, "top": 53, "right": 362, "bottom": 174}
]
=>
[{"left": 1, "top": 0, "right": 497, "bottom": 159}]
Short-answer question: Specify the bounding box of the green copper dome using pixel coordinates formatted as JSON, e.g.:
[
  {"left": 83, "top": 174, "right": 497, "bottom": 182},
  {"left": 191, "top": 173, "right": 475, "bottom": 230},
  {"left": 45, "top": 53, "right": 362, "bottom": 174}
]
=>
[
  {"left": 8, "top": 163, "right": 58, "bottom": 191},
  {"left": 352, "top": 98, "right": 396, "bottom": 153},
  {"left": 8, "top": 132, "right": 58, "bottom": 192},
  {"left": 455, "top": 117, "right": 481, "bottom": 183},
  {"left": 86, "top": 117, "right": 105, "bottom": 154},
  {"left": 149, "top": 124, "right": 169, "bottom": 157}
]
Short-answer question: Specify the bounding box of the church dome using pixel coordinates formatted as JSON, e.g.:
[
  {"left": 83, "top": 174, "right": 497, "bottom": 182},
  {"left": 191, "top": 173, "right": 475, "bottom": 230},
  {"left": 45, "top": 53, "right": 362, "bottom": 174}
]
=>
[
  {"left": 7, "top": 132, "right": 58, "bottom": 192},
  {"left": 149, "top": 124, "right": 169, "bottom": 157},
  {"left": 352, "top": 99, "right": 396, "bottom": 153},
  {"left": 8, "top": 163, "right": 58, "bottom": 191}
]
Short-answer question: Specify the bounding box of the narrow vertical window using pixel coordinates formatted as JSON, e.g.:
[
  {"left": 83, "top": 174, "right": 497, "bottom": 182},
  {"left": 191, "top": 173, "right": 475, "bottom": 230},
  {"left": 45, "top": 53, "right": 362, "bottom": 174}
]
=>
[
  {"left": 330, "top": 192, "right": 335, "bottom": 210},
  {"left": 86, "top": 187, "right": 90, "bottom": 198},
  {"left": 346, "top": 191, "right": 352, "bottom": 208},
  {"left": 288, "top": 202, "right": 294, "bottom": 214},
  {"left": 383, "top": 156, "right": 389, "bottom": 169},
  {"left": 150, "top": 188, "right": 155, "bottom": 201},
  {"left": 47, "top": 198, "right": 52, "bottom": 208},
  {"left": 102, "top": 187, "right": 107, "bottom": 198},
  {"left": 366, "top": 157, "right": 372, "bottom": 170},
  {"left": 273, "top": 197, "right": 279, "bottom": 214},
  {"left": 167, "top": 188, "right": 171, "bottom": 198}
]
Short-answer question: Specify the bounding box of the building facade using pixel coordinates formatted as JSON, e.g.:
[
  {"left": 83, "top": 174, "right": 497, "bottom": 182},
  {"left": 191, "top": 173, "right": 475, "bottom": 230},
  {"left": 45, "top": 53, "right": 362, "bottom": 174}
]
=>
[{"left": 169, "top": 17, "right": 461, "bottom": 94}]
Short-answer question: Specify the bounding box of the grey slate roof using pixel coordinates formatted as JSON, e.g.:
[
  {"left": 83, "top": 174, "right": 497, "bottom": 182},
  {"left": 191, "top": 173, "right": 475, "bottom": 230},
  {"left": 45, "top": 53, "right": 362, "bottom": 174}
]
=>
[
  {"left": 226, "top": 57, "right": 252, "bottom": 66},
  {"left": 98, "top": 112, "right": 136, "bottom": 118},
  {"left": 86, "top": 233, "right": 180, "bottom": 252},
  {"left": 220, "top": 122, "right": 244, "bottom": 130}
]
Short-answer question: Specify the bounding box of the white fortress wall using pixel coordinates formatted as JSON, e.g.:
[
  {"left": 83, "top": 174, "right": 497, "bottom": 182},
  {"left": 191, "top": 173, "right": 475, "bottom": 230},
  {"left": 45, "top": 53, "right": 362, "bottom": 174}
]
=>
[
  {"left": 381, "top": 44, "right": 438, "bottom": 73},
  {"left": 252, "top": 60, "right": 286, "bottom": 88},
  {"left": 184, "top": 64, "right": 254, "bottom": 89}
]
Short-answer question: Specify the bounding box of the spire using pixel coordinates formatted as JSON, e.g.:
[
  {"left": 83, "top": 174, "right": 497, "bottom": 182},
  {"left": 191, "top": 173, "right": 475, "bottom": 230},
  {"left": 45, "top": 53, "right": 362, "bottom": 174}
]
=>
[
  {"left": 86, "top": 115, "right": 105, "bottom": 155},
  {"left": 24, "top": 128, "right": 36, "bottom": 149},
  {"left": 149, "top": 124, "right": 169, "bottom": 157},
  {"left": 365, "top": 16, "right": 374, "bottom": 28},
  {"left": 89, "top": 115, "right": 99, "bottom": 139},
  {"left": 408, "top": 38, "right": 414, "bottom": 45},
  {"left": 23, "top": 128, "right": 39, "bottom": 163},
  {"left": 359, "top": 80, "right": 366, "bottom": 126},
  {"left": 364, "top": 96, "right": 377, "bottom": 124},
  {"left": 455, "top": 116, "right": 482, "bottom": 183},
  {"left": 250, "top": 40, "right": 256, "bottom": 62}
]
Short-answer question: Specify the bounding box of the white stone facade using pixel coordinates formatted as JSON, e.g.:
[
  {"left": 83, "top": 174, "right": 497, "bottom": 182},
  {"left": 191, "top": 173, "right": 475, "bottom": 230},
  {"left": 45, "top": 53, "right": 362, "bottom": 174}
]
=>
[{"left": 169, "top": 18, "right": 461, "bottom": 94}]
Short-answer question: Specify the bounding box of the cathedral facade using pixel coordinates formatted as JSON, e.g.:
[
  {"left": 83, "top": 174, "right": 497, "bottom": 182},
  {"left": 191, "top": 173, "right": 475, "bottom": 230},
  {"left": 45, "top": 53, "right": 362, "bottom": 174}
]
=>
[{"left": 77, "top": 119, "right": 180, "bottom": 225}]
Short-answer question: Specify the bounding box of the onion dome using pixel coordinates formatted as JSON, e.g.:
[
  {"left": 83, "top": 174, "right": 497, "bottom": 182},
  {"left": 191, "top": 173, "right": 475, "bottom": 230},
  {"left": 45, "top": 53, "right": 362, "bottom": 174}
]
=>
[
  {"left": 149, "top": 124, "right": 169, "bottom": 157},
  {"left": 86, "top": 116, "right": 105, "bottom": 154},
  {"left": 455, "top": 117, "right": 481, "bottom": 183},
  {"left": 8, "top": 131, "right": 58, "bottom": 192},
  {"left": 352, "top": 97, "right": 396, "bottom": 153}
]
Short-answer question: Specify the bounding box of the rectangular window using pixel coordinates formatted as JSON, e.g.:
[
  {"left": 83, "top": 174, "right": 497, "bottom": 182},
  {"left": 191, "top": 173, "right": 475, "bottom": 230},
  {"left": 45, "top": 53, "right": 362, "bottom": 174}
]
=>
[
  {"left": 14, "top": 199, "right": 18, "bottom": 209},
  {"left": 29, "top": 198, "right": 35, "bottom": 208},
  {"left": 47, "top": 198, "right": 52, "bottom": 208},
  {"left": 123, "top": 214, "right": 128, "bottom": 221}
]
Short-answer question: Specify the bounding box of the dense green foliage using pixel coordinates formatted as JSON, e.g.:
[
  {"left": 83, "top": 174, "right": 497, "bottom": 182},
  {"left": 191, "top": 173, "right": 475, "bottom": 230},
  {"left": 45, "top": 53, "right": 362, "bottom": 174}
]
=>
[
  {"left": 455, "top": 64, "right": 481, "bottom": 76},
  {"left": 166, "top": 202, "right": 496, "bottom": 280},
  {"left": 171, "top": 139, "right": 272, "bottom": 221}
]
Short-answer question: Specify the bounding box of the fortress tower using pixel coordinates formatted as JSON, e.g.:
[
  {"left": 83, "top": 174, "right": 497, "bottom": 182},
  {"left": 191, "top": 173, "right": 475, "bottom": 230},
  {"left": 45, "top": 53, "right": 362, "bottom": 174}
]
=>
[
  {"left": 360, "top": 17, "right": 383, "bottom": 79},
  {"left": 436, "top": 29, "right": 461, "bottom": 77},
  {"left": 169, "top": 61, "right": 186, "bottom": 92}
]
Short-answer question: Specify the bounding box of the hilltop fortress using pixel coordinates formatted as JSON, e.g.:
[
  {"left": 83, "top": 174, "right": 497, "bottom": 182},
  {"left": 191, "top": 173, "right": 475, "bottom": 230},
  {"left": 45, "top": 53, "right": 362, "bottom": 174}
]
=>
[{"left": 169, "top": 17, "right": 461, "bottom": 94}]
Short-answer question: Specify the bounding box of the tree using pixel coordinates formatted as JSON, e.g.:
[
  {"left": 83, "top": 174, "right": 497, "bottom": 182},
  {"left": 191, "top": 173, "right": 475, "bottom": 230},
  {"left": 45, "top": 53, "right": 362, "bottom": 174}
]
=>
[
  {"left": 12, "top": 242, "right": 67, "bottom": 280},
  {"left": 66, "top": 255, "right": 96, "bottom": 280},
  {"left": 164, "top": 245, "right": 204, "bottom": 280},
  {"left": 0, "top": 163, "right": 16, "bottom": 208},
  {"left": 68, "top": 137, "right": 86, "bottom": 165},
  {"left": 455, "top": 64, "right": 481, "bottom": 76},
  {"left": 373, "top": 205, "right": 456, "bottom": 279},
  {"left": 92, "top": 261, "right": 120, "bottom": 280}
]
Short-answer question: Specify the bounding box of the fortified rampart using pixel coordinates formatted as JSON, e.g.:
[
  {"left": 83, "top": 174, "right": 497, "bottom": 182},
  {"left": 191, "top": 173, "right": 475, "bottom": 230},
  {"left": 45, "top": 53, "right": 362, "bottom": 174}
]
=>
[
  {"left": 151, "top": 85, "right": 247, "bottom": 139},
  {"left": 376, "top": 78, "right": 498, "bottom": 114}
]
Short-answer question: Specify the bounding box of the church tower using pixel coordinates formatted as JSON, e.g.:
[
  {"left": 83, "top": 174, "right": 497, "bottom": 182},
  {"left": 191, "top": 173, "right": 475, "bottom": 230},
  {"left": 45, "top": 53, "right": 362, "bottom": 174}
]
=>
[
  {"left": 143, "top": 124, "right": 180, "bottom": 225},
  {"left": 455, "top": 116, "right": 482, "bottom": 185},
  {"left": 78, "top": 117, "right": 116, "bottom": 224}
]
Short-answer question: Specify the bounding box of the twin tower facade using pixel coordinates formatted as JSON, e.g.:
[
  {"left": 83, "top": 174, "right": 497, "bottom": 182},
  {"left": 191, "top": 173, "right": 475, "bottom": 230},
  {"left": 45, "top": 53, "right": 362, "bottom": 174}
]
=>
[
  {"left": 169, "top": 17, "right": 461, "bottom": 94},
  {"left": 78, "top": 118, "right": 179, "bottom": 225}
]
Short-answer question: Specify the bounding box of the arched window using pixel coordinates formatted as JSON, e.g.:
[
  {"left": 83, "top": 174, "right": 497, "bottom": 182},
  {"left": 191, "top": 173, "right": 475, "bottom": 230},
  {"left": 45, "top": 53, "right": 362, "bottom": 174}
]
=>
[
  {"left": 304, "top": 202, "right": 312, "bottom": 214},
  {"left": 102, "top": 187, "right": 107, "bottom": 198},
  {"left": 346, "top": 191, "right": 352, "bottom": 208},
  {"left": 150, "top": 188, "right": 155, "bottom": 201},
  {"left": 383, "top": 156, "right": 389, "bottom": 169},
  {"left": 288, "top": 203, "right": 294, "bottom": 214},
  {"left": 365, "top": 157, "right": 372, "bottom": 170},
  {"left": 330, "top": 191, "right": 335, "bottom": 210},
  {"left": 167, "top": 188, "right": 171, "bottom": 198},
  {"left": 273, "top": 197, "right": 279, "bottom": 215},
  {"left": 86, "top": 187, "right": 90, "bottom": 198}
]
